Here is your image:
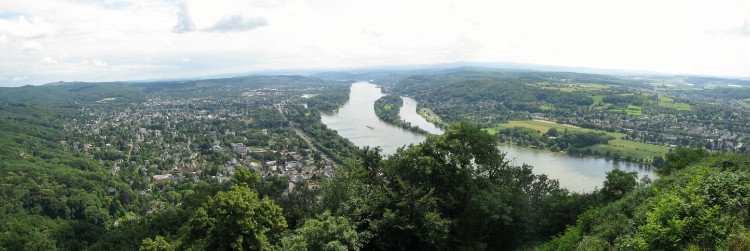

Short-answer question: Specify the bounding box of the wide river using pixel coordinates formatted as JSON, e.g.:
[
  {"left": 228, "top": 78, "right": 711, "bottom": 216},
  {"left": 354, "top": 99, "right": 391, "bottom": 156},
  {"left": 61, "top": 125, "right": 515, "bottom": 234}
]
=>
[{"left": 320, "top": 82, "right": 655, "bottom": 192}]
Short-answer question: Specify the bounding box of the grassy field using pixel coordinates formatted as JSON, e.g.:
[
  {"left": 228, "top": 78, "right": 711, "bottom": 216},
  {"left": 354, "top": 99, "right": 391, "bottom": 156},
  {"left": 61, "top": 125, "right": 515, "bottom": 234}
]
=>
[
  {"left": 609, "top": 105, "right": 642, "bottom": 116},
  {"left": 418, "top": 108, "right": 447, "bottom": 127},
  {"left": 590, "top": 95, "right": 604, "bottom": 106},
  {"left": 96, "top": 97, "right": 117, "bottom": 102},
  {"left": 582, "top": 139, "right": 669, "bottom": 161},
  {"left": 483, "top": 128, "right": 497, "bottom": 135},
  {"left": 498, "top": 120, "right": 624, "bottom": 138},
  {"left": 530, "top": 83, "right": 609, "bottom": 92},
  {"left": 500, "top": 119, "right": 582, "bottom": 133},
  {"left": 496, "top": 119, "right": 668, "bottom": 161},
  {"left": 626, "top": 104, "right": 642, "bottom": 115},
  {"left": 658, "top": 96, "right": 692, "bottom": 110},
  {"left": 540, "top": 104, "right": 555, "bottom": 111},
  {"left": 589, "top": 95, "right": 614, "bottom": 110}
]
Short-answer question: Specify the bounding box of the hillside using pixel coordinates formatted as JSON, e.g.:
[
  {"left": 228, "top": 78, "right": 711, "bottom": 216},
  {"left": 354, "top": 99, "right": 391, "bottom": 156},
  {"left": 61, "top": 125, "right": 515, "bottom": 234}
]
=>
[
  {"left": 538, "top": 151, "right": 750, "bottom": 250},
  {"left": 0, "top": 104, "right": 143, "bottom": 249}
]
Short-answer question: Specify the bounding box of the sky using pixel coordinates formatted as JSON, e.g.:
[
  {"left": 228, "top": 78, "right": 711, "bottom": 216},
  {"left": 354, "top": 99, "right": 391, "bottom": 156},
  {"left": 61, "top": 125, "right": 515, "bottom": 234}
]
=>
[{"left": 0, "top": 0, "right": 749, "bottom": 86}]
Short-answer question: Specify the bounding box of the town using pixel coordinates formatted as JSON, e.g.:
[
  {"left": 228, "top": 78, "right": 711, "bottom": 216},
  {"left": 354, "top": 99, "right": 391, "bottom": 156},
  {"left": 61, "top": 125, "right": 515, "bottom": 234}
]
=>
[{"left": 63, "top": 83, "right": 340, "bottom": 204}]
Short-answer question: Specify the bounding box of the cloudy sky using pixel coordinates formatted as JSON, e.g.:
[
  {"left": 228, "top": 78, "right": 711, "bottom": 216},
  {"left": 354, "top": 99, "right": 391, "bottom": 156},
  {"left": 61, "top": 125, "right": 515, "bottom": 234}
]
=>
[{"left": 0, "top": 0, "right": 749, "bottom": 86}]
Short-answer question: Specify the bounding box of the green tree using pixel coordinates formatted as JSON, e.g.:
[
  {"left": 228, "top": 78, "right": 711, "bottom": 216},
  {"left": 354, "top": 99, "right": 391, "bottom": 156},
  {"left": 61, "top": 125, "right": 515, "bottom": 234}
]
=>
[
  {"left": 546, "top": 127, "right": 559, "bottom": 137},
  {"left": 233, "top": 168, "right": 261, "bottom": 188},
  {"left": 139, "top": 236, "right": 174, "bottom": 251},
  {"left": 281, "top": 211, "right": 361, "bottom": 251},
  {"left": 182, "top": 185, "right": 287, "bottom": 250},
  {"left": 601, "top": 170, "right": 638, "bottom": 201},
  {"left": 657, "top": 148, "right": 709, "bottom": 175},
  {"left": 652, "top": 156, "right": 665, "bottom": 168}
]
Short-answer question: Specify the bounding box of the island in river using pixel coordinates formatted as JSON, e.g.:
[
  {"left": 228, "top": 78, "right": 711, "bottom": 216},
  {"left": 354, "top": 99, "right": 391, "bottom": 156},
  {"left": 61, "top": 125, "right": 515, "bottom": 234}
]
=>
[{"left": 321, "top": 82, "right": 655, "bottom": 192}]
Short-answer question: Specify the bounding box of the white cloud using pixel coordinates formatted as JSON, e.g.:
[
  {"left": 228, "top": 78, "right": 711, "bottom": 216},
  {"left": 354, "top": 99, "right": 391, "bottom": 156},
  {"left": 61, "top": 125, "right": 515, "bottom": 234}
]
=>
[
  {"left": 21, "top": 40, "right": 41, "bottom": 52},
  {"left": 12, "top": 76, "right": 27, "bottom": 81},
  {"left": 0, "top": 35, "right": 7, "bottom": 44},
  {"left": 204, "top": 15, "right": 267, "bottom": 32},
  {"left": 734, "top": 19, "right": 750, "bottom": 36},
  {"left": 172, "top": 1, "right": 195, "bottom": 33},
  {"left": 40, "top": 56, "right": 58, "bottom": 65},
  {"left": 0, "top": 16, "right": 55, "bottom": 39},
  {"left": 172, "top": 1, "right": 268, "bottom": 33},
  {"left": 85, "top": 59, "right": 108, "bottom": 67}
]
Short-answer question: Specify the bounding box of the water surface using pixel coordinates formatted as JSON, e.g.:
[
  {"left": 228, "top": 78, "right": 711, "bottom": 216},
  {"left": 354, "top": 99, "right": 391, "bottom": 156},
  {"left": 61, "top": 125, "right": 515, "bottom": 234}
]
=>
[
  {"left": 321, "top": 82, "right": 656, "bottom": 192},
  {"left": 399, "top": 96, "right": 444, "bottom": 134},
  {"left": 320, "top": 82, "right": 425, "bottom": 156}
]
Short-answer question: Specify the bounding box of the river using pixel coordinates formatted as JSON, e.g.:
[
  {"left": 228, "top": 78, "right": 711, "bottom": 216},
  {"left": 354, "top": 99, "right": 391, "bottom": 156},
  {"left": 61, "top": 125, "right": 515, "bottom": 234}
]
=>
[
  {"left": 320, "top": 82, "right": 426, "bottom": 156},
  {"left": 320, "top": 82, "right": 655, "bottom": 192}
]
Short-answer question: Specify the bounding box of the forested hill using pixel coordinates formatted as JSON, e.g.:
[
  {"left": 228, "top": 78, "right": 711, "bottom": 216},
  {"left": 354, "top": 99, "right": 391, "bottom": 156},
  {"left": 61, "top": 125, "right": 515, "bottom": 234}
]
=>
[
  {"left": 539, "top": 150, "right": 750, "bottom": 250},
  {"left": 0, "top": 104, "right": 143, "bottom": 249}
]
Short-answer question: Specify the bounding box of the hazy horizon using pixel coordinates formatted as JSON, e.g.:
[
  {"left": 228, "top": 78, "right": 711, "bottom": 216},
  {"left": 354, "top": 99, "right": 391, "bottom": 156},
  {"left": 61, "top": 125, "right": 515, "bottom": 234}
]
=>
[{"left": 2, "top": 0, "right": 750, "bottom": 86}]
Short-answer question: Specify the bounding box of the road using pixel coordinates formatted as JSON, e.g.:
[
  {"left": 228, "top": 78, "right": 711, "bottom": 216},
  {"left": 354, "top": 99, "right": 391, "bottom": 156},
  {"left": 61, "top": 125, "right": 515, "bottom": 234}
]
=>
[{"left": 276, "top": 103, "right": 335, "bottom": 165}]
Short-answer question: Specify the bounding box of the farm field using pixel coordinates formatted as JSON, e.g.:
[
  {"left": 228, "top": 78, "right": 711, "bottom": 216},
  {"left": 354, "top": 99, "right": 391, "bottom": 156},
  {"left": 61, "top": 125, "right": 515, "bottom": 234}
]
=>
[
  {"left": 582, "top": 139, "right": 670, "bottom": 161},
  {"left": 658, "top": 96, "right": 692, "bottom": 110}
]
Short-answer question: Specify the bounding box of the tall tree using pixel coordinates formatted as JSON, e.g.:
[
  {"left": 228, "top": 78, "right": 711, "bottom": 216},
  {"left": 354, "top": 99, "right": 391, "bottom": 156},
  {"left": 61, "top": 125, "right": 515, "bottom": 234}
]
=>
[
  {"left": 182, "top": 185, "right": 287, "bottom": 250},
  {"left": 600, "top": 170, "right": 638, "bottom": 202},
  {"left": 281, "top": 211, "right": 361, "bottom": 251}
]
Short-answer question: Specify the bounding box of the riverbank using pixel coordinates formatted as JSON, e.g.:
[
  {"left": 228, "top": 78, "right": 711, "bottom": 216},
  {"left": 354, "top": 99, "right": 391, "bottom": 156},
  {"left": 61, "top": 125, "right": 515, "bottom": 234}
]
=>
[{"left": 416, "top": 106, "right": 449, "bottom": 129}]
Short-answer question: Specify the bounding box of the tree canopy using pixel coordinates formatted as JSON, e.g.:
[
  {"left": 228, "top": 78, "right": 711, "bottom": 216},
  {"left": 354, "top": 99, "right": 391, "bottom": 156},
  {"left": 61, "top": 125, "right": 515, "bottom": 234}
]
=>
[{"left": 182, "top": 185, "right": 287, "bottom": 250}]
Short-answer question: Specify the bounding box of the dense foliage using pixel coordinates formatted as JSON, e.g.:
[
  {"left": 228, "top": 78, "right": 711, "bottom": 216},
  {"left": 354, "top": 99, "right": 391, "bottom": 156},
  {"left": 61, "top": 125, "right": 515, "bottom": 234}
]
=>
[
  {"left": 305, "top": 86, "right": 350, "bottom": 112},
  {"left": 373, "top": 94, "right": 428, "bottom": 134},
  {"left": 0, "top": 105, "right": 143, "bottom": 250},
  {"left": 538, "top": 153, "right": 750, "bottom": 250}
]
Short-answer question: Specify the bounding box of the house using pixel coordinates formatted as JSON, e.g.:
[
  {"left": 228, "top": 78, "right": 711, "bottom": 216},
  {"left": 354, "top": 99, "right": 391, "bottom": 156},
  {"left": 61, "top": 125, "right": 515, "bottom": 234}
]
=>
[
  {"left": 229, "top": 143, "right": 248, "bottom": 154},
  {"left": 153, "top": 174, "right": 173, "bottom": 183}
]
